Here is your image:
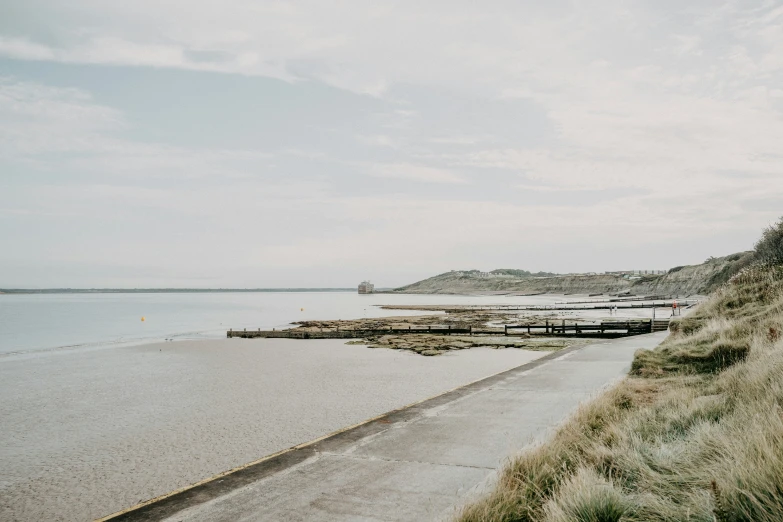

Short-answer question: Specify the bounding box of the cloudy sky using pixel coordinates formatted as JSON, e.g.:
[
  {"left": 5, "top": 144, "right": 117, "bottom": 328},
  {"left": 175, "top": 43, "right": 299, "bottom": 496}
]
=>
[{"left": 1, "top": 1, "right": 782, "bottom": 288}]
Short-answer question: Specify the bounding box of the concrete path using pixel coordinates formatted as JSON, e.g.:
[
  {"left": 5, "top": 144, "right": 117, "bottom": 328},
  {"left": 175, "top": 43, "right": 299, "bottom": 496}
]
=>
[{"left": 109, "top": 332, "right": 667, "bottom": 522}]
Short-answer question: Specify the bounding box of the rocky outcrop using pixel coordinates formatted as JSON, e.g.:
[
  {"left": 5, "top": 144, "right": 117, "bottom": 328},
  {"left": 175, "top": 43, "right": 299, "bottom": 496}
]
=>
[
  {"left": 352, "top": 333, "right": 573, "bottom": 355},
  {"left": 292, "top": 312, "right": 581, "bottom": 356}
]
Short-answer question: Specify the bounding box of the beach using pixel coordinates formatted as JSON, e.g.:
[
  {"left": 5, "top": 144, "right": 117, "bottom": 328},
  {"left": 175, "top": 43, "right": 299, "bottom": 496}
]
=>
[{"left": 0, "top": 337, "right": 546, "bottom": 521}]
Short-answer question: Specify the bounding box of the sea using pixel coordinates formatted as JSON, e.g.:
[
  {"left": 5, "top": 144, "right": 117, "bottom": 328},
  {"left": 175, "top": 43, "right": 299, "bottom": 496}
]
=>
[{"left": 0, "top": 290, "right": 592, "bottom": 356}]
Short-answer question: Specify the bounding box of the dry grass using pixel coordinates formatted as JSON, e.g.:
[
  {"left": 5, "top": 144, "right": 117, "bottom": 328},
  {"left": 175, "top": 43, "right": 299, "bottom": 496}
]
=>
[{"left": 457, "top": 264, "right": 783, "bottom": 522}]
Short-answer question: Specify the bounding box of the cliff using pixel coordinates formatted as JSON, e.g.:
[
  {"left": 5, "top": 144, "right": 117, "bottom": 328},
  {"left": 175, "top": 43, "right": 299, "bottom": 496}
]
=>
[{"left": 392, "top": 252, "right": 754, "bottom": 296}]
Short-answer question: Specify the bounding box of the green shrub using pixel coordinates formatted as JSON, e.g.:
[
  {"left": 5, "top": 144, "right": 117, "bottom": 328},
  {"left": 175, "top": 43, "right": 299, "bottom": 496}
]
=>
[{"left": 755, "top": 218, "right": 783, "bottom": 265}]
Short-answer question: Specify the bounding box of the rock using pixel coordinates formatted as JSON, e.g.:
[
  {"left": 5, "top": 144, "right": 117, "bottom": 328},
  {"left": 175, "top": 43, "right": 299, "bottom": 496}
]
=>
[{"left": 421, "top": 350, "right": 441, "bottom": 356}]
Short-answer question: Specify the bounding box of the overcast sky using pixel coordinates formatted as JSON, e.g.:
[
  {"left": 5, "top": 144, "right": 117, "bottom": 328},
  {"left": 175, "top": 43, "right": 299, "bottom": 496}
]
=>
[{"left": 1, "top": 1, "right": 782, "bottom": 288}]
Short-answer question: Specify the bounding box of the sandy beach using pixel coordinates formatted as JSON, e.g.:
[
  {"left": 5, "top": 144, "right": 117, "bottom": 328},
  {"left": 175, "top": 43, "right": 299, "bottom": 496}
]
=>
[{"left": 0, "top": 338, "right": 546, "bottom": 521}]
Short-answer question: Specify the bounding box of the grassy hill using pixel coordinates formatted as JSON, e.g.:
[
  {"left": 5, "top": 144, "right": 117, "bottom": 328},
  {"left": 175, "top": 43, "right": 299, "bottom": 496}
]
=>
[
  {"left": 393, "top": 253, "right": 754, "bottom": 296},
  {"left": 457, "top": 220, "right": 783, "bottom": 521}
]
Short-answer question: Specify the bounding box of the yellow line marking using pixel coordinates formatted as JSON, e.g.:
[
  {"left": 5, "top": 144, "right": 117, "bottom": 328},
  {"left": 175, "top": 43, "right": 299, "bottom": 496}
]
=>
[{"left": 95, "top": 351, "right": 559, "bottom": 521}]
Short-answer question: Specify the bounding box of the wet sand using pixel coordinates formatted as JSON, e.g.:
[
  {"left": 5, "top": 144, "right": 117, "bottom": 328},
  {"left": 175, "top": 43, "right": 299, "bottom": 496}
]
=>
[{"left": 0, "top": 339, "right": 545, "bottom": 521}]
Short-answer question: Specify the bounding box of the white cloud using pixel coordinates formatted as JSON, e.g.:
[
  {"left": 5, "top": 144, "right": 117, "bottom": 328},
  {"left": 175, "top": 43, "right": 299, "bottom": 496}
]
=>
[
  {"left": 0, "top": 36, "right": 56, "bottom": 61},
  {"left": 0, "top": 77, "right": 125, "bottom": 157},
  {"left": 355, "top": 134, "right": 397, "bottom": 148},
  {"left": 367, "top": 163, "right": 467, "bottom": 184}
]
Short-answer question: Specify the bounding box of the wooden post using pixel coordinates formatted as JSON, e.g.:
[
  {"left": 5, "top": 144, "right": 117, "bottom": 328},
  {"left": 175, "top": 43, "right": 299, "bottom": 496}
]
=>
[
  {"left": 528, "top": 325, "right": 531, "bottom": 334},
  {"left": 546, "top": 320, "right": 549, "bottom": 334},
  {"left": 428, "top": 325, "right": 431, "bottom": 332},
  {"left": 504, "top": 325, "right": 508, "bottom": 336},
  {"left": 448, "top": 324, "right": 451, "bottom": 335}
]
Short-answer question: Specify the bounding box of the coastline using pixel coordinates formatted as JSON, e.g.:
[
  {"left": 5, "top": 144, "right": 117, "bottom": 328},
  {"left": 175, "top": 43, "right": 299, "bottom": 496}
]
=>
[{"left": 1, "top": 291, "right": 675, "bottom": 521}]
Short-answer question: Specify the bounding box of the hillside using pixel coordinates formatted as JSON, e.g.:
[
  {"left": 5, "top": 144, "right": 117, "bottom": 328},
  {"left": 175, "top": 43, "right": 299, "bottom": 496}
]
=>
[
  {"left": 393, "top": 252, "right": 754, "bottom": 296},
  {"left": 455, "top": 219, "right": 783, "bottom": 522}
]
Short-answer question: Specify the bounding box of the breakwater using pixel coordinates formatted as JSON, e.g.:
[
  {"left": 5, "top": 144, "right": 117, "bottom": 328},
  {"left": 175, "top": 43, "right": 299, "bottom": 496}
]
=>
[{"left": 227, "top": 319, "right": 669, "bottom": 340}]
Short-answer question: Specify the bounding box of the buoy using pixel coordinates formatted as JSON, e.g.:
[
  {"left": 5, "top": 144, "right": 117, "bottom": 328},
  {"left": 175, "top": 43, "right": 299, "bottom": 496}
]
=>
[
  {"left": 300, "top": 308, "right": 304, "bottom": 312},
  {"left": 141, "top": 316, "right": 145, "bottom": 322}
]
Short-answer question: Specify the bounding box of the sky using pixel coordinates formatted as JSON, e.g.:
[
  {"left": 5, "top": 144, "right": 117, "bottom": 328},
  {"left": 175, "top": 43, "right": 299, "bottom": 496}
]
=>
[{"left": 1, "top": 0, "right": 782, "bottom": 288}]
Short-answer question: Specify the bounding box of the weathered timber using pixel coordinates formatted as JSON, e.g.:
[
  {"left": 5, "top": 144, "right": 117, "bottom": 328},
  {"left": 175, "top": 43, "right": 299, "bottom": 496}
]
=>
[
  {"left": 228, "top": 319, "right": 668, "bottom": 340},
  {"left": 506, "top": 319, "right": 662, "bottom": 337},
  {"left": 227, "top": 327, "right": 472, "bottom": 339},
  {"left": 652, "top": 319, "right": 671, "bottom": 332}
]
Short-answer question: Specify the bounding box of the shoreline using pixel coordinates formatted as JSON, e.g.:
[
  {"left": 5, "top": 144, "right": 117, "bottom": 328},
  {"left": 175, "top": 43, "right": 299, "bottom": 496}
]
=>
[{"left": 1, "top": 338, "right": 547, "bottom": 522}]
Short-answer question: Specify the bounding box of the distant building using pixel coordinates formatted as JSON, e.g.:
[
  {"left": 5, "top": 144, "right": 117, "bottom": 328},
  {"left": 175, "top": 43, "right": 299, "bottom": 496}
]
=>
[
  {"left": 358, "top": 281, "right": 375, "bottom": 294},
  {"left": 606, "top": 270, "right": 667, "bottom": 276}
]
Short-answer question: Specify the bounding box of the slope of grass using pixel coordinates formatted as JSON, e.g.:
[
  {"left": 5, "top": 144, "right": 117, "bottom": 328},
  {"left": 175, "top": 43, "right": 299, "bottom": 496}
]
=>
[{"left": 458, "top": 263, "right": 783, "bottom": 522}]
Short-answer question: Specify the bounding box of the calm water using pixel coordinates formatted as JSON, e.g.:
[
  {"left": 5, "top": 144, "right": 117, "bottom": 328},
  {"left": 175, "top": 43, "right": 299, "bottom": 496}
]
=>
[{"left": 0, "top": 291, "right": 602, "bottom": 356}]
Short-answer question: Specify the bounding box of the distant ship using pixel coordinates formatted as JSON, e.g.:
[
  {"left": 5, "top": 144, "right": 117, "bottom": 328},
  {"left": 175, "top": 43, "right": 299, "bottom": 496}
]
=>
[{"left": 358, "top": 281, "right": 374, "bottom": 294}]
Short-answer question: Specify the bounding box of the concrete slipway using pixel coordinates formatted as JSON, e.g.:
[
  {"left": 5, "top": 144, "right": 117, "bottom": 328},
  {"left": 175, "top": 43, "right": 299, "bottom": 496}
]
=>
[{"left": 106, "top": 332, "right": 668, "bottom": 522}]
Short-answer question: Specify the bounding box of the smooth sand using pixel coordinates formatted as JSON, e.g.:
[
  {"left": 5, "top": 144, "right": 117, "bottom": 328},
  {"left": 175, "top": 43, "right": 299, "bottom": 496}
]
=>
[{"left": 0, "top": 339, "right": 546, "bottom": 521}]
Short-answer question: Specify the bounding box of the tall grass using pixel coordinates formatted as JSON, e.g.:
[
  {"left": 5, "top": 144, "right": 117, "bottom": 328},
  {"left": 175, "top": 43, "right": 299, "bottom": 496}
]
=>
[
  {"left": 755, "top": 218, "right": 783, "bottom": 266},
  {"left": 458, "top": 263, "right": 783, "bottom": 522}
]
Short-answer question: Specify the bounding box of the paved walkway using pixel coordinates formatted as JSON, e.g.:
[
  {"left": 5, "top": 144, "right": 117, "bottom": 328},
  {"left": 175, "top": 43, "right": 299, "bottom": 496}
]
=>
[{"left": 111, "top": 332, "right": 667, "bottom": 522}]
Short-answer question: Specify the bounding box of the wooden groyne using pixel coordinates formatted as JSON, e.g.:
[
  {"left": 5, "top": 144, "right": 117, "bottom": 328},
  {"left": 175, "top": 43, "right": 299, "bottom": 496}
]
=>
[
  {"left": 228, "top": 319, "right": 669, "bottom": 340},
  {"left": 228, "top": 326, "right": 473, "bottom": 339},
  {"left": 504, "top": 319, "right": 670, "bottom": 336}
]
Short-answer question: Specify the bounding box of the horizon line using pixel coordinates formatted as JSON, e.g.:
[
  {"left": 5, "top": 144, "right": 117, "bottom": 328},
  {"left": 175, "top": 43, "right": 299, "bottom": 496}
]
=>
[{"left": 0, "top": 288, "right": 373, "bottom": 294}]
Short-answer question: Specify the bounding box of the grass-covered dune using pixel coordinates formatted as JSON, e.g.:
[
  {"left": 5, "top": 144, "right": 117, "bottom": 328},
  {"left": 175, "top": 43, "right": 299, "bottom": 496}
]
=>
[{"left": 458, "top": 221, "right": 783, "bottom": 522}]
